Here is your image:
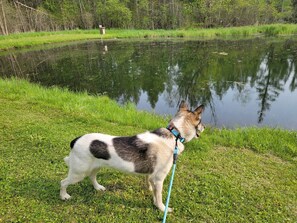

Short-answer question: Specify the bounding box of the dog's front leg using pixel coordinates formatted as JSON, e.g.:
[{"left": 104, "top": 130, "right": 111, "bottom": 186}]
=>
[{"left": 153, "top": 179, "right": 173, "bottom": 212}]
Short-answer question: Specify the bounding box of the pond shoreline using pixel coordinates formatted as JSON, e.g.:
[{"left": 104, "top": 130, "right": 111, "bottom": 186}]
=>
[
  {"left": 2, "top": 38, "right": 297, "bottom": 129},
  {"left": 1, "top": 24, "right": 297, "bottom": 50},
  {"left": 1, "top": 78, "right": 296, "bottom": 161}
]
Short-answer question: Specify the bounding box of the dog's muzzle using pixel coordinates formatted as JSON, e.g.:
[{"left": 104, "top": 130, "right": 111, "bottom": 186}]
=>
[{"left": 196, "top": 124, "right": 205, "bottom": 138}]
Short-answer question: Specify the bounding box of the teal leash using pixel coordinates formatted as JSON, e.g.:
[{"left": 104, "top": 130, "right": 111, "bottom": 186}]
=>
[{"left": 162, "top": 138, "right": 179, "bottom": 223}]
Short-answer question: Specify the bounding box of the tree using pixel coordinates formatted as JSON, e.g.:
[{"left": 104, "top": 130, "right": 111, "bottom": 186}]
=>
[
  {"left": 0, "top": 0, "right": 9, "bottom": 35},
  {"left": 97, "top": 0, "right": 132, "bottom": 28},
  {"left": 293, "top": 0, "right": 297, "bottom": 22},
  {"left": 1, "top": 0, "right": 297, "bottom": 33}
]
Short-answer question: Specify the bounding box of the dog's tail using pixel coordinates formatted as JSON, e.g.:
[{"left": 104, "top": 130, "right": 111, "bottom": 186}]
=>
[{"left": 64, "top": 156, "right": 70, "bottom": 167}]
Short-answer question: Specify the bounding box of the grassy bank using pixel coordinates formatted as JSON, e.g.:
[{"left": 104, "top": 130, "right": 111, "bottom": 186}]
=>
[
  {"left": 1, "top": 24, "right": 297, "bottom": 50},
  {"left": 0, "top": 78, "right": 296, "bottom": 222}
]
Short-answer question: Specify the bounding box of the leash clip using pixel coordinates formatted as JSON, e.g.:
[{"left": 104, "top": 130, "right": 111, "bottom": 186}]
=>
[{"left": 173, "top": 146, "right": 178, "bottom": 164}]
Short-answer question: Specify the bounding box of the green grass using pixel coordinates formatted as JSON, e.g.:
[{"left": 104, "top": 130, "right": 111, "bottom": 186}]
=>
[
  {"left": 1, "top": 24, "right": 297, "bottom": 50},
  {"left": 0, "top": 78, "right": 296, "bottom": 222}
]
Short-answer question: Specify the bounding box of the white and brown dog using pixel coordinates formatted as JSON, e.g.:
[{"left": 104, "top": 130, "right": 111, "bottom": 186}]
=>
[{"left": 60, "top": 101, "right": 204, "bottom": 212}]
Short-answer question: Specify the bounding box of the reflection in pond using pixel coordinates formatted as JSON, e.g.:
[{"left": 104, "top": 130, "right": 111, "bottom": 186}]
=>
[{"left": 1, "top": 39, "right": 297, "bottom": 129}]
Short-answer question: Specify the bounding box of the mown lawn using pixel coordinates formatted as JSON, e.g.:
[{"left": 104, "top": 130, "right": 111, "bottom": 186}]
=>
[
  {"left": 0, "top": 79, "right": 296, "bottom": 222},
  {"left": 1, "top": 24, "right": 297, "bottom": 50}
]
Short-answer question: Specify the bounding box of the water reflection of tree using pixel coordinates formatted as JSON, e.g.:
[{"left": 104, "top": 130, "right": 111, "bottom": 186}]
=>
[
  {"left": 169, "top": 40, "right": 264, "bottom": 123},
  {"left": 290, "top": 61, "right": 297, "bottom": 92},
  {"left": 288, "top": 41, "right": 297, "bottom": 92},
  {"left": 136, "top": 42, "right": 170, "bottom": 109},
  {"left": 167, "top": 41, "right": 218, "bottom": 122},
  {"left": 256, "top": 44, "right": 292, "bottom": 123}
]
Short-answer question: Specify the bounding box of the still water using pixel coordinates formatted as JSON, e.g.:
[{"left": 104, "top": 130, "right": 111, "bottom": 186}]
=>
[{"left": 1, "top": 38, "right": 297, "bottom": 129}]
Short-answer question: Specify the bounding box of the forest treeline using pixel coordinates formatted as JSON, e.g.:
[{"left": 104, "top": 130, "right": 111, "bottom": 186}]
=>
[{"left": 1, "top": 0, "right": 297, "bottom": 35}]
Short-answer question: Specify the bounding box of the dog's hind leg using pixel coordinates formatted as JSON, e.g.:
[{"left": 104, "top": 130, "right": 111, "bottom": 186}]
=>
[
  {"left": 147, "top": 175, "right": 153, "bottom": 191},
  {"left": 89, "top": 169, "right": 106, "bottom": 191},
  {"left": 63, "top": 156, "right": 69, "bottom": 167},
  {"left": 60, "top": 172, "right": 85, "bottom": 200}
]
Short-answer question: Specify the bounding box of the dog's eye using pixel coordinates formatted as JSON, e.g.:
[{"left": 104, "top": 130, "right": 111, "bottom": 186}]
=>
[{"left": 195, "top": 120, "right": 201, "bottom": 129}]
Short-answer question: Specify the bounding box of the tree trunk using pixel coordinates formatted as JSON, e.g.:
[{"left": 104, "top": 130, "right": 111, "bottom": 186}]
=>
[
  {"left": 14, "top": 1, "right": 26, "bottom": 32},
  {"left": 0, "top": 0, "right": 8, "bottom": 35},
  {"left": 78, "top": 0, "right": 85, "bottom": 28}
]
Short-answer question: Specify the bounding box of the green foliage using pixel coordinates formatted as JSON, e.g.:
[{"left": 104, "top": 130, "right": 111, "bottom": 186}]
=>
[
  {"left": 293, "top": 0, "right": 297, "bottom": 22},
  {"left": 41, "top": 0, "right": 63, "bottom": 15},
  {"left": 60, "top": 0, "right": 80, "bottom": 28},
  {"left": 1, "top": 0, "right": 296, "bottom": 35},
  {"left": 97, "top": 0, "right": 132, "bottom": 28}
]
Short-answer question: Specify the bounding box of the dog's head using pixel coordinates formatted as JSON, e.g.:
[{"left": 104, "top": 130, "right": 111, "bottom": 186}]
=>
[{"left": 171, "top": 101, "right": 205, "bottom": 142}]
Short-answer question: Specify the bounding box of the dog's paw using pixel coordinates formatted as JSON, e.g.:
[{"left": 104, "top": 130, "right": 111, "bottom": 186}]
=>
[
  {"left": 148, "top": 185, "right": 153, "bottom": 191},
  {"left": 167, "top": 207, "right": 173, "bottom": 213},
  {"left": 156, "top": 203, "right": 173, "bottom": 213},
  {"left": 60, "top": 193, "right": 71, "bottom": 200},
  {"left": 94, "top": 185, "right": 106, "bottom": 191}
]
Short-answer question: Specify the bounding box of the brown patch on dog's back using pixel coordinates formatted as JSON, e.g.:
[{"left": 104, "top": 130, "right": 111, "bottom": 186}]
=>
[
  {"left": 151, "top": 128, "right": 173, "bottom": 139},
  {"left": 113, "top": 136, "right": 157, "bottom": 174}
]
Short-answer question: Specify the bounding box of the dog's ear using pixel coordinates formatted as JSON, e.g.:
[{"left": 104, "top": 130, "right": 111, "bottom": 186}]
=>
[
  {"left": 179, "top": 100, "right": 189, "bottom": 112},
  {"left": 194, "top": 104, "right": 204, "bottom": 117}
]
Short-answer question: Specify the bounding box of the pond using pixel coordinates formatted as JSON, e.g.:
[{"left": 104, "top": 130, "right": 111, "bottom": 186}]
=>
[{"left": 1, "top": 38, "right": 297, "bottom": 130}]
